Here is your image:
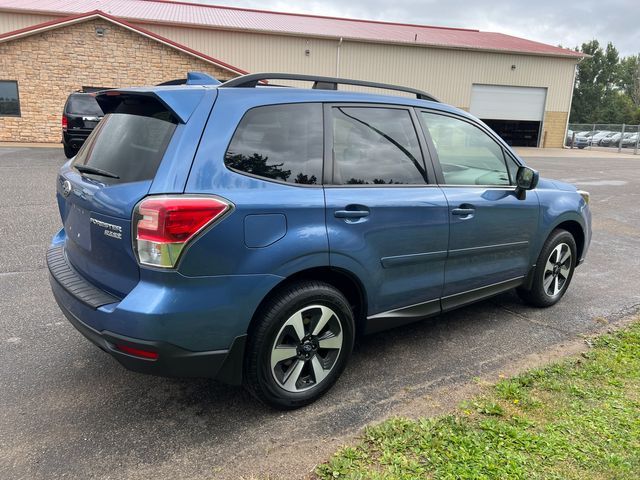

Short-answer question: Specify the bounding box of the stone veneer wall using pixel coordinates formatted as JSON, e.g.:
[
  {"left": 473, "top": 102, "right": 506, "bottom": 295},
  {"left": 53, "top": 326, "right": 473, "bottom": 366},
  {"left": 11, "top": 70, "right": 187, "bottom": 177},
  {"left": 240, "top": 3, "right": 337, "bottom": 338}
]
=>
[
  {"left": 0, "top": 19, "right": 237, "bottom": 143},
  {"left": 543, "top": 111, "right": 569, "bottom": 148}
]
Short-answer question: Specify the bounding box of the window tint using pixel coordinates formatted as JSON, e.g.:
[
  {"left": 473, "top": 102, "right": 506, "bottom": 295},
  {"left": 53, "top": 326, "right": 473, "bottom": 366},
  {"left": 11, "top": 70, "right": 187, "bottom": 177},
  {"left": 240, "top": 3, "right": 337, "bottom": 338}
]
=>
[
  {"left": 331, "top": 107, "right": 425, "bottom": 185},
  {"left": 73, "top": 100, "right": 177, "bottom": 185},
  {"left": 421, "top": 112, "right": 510, "bottom": 186},
  {"left": 0, "top": 81, "right": 20, "bottom": 116},
  {"left": 67, "top": 94, "right": 103, "bottom": 116},
  {"left": 225, "top": 103, "right": 323, "bottom": 185}
]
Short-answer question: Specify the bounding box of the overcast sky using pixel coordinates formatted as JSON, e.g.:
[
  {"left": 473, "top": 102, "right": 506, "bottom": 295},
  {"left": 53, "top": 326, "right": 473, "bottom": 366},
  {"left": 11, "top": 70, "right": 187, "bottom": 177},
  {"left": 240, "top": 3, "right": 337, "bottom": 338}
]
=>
[{"left": 194, "top": 0, "right": 639, "bottom": 57}]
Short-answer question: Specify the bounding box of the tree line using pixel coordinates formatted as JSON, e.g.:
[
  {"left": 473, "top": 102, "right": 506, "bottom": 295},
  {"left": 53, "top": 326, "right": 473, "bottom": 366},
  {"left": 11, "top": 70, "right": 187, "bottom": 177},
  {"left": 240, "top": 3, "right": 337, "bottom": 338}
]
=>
[{"left": 570, "top": 40, "right": 640, "bottom": 125}]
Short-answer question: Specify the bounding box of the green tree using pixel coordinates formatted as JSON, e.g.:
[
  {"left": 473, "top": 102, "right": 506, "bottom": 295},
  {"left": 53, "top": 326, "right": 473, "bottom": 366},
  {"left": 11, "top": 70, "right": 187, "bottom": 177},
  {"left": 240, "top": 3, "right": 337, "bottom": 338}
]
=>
[
  {"left": 619, "top": 54, "right": 640, "bottom": 107},
  {"left": 596, "top": 92, "right": 635, "bottom": 124},
  {"left": 570, "top": 40, "right": 621, "bottom": 123}
]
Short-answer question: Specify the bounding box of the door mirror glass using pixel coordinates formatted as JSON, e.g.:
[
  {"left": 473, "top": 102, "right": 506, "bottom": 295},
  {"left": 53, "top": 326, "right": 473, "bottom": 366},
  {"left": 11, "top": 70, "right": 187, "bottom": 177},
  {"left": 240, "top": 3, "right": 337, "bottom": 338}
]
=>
[{"left": 516, "top": 166, "right": 539, "bottom": 190}]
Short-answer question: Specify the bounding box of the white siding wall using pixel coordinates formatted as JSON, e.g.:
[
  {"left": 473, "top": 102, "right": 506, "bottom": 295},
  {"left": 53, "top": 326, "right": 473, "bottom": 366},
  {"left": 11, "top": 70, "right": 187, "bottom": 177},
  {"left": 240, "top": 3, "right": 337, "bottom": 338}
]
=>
[
  {"left": 0, "top": 12, "right": 577, "bottom": 114},
  {"left": 0, "top": 12, "right": 57, "bottom": 34},
  {"left": 136, "top": 23, "right": 577, "bottom": 112}
]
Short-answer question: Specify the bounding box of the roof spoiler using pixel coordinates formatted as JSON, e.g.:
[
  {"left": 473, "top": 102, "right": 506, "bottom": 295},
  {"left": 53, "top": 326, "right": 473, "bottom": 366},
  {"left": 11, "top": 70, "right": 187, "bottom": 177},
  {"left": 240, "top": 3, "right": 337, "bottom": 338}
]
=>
[
  {"left": 156, "top": 71, "right": 221, "bottom": 86},
  {"left": 95, "top": 88, "right": 208, "bottom": 123}
]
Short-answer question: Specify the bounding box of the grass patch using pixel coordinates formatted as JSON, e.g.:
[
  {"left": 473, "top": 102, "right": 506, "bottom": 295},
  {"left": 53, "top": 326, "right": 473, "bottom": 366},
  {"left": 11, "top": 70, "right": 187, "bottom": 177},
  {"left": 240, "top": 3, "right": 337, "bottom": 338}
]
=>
[{"left": 317, "top": 322, "right": 640, "bottom": 479}]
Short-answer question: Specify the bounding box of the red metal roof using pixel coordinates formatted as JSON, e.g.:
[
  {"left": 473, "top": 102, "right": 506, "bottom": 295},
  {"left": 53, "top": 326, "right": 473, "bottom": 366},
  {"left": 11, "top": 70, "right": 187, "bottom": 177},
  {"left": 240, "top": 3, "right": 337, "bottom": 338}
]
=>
[
  {"left": 0, "top": 9, "right": 249, "bottom": 75},
  {"left": 0, "top": 0, "right": 583, "bottom": 58}
]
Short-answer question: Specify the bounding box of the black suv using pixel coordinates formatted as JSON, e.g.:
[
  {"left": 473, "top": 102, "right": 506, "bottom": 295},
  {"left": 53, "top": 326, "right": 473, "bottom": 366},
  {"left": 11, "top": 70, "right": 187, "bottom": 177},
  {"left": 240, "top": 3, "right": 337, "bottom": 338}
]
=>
[{"left": 62, "top": 92, "right": 104, "bottom": 158}]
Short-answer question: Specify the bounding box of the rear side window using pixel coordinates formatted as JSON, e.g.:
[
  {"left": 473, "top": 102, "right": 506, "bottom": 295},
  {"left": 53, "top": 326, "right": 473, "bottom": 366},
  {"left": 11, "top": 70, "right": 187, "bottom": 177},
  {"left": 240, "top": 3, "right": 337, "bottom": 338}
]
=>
[
  {"left": 330, "top": 107, "right": 425, "bottom": 185},
  {"left": 66, "top": 95, "right": 103, "bottom": 116},
  {"left": 225, "top": 103, "right": 323, "bottom": 185},
  {"left": 72, "top": 98, "right": 177, "bottom": 185}
]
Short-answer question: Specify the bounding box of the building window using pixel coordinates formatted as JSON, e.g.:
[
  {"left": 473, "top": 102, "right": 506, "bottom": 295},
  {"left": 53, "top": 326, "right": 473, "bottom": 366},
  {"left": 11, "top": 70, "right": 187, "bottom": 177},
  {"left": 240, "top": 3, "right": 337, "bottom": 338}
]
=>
[{"left": 0, "top": 80, "right": 20, "bottom": 117}]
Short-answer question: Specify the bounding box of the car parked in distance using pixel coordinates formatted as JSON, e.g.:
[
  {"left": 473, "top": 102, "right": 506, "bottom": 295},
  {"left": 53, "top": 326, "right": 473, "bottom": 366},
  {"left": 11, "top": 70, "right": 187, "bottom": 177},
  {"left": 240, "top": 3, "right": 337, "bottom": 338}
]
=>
[
  {"left": 577, "top": 130, "right": 597, "bottom": 139},
  {"left": 565, "top": 130, "right": 588, "bottom": 148},
  {"left": 62, "top": 92, "right": 104, "bottom": 158},
  {"left": 599, "top": 132, "right": 632, "bottom": 147},
  {"left": 48, "top": 72, "right": 592, "bottom": 409},
  {"left": 622, "top": 133, "right": 639, "bottom": 148},
  {"left": 590, "top": 131, "right": 616, "bottom": 146}
]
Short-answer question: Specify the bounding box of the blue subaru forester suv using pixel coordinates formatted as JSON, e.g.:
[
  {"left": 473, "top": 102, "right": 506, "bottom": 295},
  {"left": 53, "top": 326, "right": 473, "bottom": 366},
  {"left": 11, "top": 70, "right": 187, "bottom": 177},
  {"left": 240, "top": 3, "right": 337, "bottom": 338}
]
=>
[{"left": 48, "top": 72, "right": 591, "bottom": 409}]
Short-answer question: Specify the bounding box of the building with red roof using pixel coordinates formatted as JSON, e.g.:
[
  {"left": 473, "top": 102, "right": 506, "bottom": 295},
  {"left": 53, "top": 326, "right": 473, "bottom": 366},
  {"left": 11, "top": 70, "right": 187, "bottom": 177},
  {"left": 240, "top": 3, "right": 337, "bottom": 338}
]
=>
[{"left": 0, "top": 0, "right": 582, "bottom": 146}]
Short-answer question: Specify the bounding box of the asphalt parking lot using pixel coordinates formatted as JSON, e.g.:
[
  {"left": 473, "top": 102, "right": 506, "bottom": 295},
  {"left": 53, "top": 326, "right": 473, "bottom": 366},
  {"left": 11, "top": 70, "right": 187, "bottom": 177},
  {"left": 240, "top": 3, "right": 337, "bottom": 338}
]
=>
[{"left": 1, "top": 147, "right": 639, "bottom": 479}]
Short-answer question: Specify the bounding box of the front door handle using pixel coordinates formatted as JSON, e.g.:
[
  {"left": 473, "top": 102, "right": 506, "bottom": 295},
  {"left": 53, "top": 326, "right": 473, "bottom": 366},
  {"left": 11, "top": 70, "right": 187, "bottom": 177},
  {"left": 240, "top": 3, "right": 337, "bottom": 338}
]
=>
[
  {"left": 334, "top": 209, "right": 370, "bottom": 219},
  {"left": 451, "top": 208, "right": 475, "bottom": 216},
  {"left": 451, "top": 204, "right": 475, "bottom": 219}
]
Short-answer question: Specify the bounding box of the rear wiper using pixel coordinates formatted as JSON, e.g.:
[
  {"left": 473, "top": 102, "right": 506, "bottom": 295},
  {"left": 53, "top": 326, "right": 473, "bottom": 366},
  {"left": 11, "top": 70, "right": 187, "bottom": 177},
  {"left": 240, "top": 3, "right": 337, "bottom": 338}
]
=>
[{"left": 74, "top": 164, "right": 120, "bottom": 179}]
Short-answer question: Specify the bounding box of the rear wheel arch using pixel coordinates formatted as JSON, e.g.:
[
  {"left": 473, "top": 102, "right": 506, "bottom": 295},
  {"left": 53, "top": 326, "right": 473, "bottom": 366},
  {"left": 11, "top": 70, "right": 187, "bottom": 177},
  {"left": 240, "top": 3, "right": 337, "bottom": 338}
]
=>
[{"left": 246, "top": 266, "right": 367, "bottom": 341}]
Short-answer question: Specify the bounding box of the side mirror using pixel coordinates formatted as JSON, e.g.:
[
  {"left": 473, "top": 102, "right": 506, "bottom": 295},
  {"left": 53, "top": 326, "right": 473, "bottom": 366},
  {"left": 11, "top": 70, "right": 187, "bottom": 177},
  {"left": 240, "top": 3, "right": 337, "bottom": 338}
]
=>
[
  {"left": 516, "top": 166, "right": 539, "bottom": 191},
  {"left": 515, "top": 166, "right": 539, "bottom": 200}
]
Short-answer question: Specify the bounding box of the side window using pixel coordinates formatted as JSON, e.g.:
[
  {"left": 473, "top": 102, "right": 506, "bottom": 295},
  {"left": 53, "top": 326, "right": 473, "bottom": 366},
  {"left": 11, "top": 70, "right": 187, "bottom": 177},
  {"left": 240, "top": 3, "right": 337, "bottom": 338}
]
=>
[
  {"left": 331, "top": 107, "right": 426, "bottom": 185},
  {"left": 0, "top": 80, "right": 20, "bottom": 117},
  {"left": 225, "top": 103, "right": 323, "bottom": 185},
  {"left": 421, "top": 112, "right": 510, "bottom": 186}
]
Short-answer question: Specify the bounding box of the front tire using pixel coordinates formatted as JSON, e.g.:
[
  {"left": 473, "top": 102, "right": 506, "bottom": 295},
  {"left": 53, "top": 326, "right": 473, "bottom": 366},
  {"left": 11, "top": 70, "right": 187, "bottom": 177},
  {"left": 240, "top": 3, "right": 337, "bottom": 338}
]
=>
[
  {"left": 244, "top": 281, "right": 355, "bottom": 409},
  {"left": 518, "top": 229, "right": 577, "bottom": 307}
]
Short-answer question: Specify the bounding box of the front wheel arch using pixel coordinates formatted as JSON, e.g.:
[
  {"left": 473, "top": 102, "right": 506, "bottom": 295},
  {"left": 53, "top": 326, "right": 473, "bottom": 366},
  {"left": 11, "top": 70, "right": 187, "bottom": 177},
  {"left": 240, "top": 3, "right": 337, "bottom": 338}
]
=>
[
  {"left": 553, "top": 220, "right": 585, "bottom": 261},
  {"left": 519, "top": 228, "right": 577, "bottom": 307}
]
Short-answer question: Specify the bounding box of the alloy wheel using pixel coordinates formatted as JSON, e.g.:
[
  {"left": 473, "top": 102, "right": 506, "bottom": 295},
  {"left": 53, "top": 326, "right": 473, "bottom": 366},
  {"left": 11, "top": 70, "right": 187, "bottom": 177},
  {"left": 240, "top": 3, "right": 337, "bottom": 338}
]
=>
[
  {"left": 270, "top": 305, "right": 344, "bottom": 393},
  {"left": 543, "top": 242, "right": 572, "bottom": 297}
]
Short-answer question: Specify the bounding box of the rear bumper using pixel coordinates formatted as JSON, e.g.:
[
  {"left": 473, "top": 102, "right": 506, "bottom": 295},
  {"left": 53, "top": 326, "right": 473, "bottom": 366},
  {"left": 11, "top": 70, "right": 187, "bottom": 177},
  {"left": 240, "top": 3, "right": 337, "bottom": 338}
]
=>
[
  {"left": 51, "top": 282, "right": 246, "bottom": 382},
  {"left": 62, "top": 131, "right": 91, "bottom": 149},
  {"left": 47, "top": 235, "right": 283, "bottom": 383}
]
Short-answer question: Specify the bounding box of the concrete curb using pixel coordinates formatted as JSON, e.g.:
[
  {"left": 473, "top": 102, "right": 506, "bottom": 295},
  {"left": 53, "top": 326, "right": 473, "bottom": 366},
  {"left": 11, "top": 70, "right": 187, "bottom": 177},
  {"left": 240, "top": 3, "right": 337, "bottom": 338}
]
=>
[
  {"left": 515, "top": 147, "right": 638, "bottom": 158},
  {"left": 0, "top": 142, "right": 62, "bottom": 148}
]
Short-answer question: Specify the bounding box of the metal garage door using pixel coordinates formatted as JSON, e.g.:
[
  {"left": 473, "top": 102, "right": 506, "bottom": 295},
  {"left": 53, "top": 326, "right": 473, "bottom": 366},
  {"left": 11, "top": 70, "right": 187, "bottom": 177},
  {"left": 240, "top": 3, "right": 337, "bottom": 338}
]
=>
[
  {"left": 470, "top": 85, "right": 547, "bottom": 147},
  {"left": 470, "top": 85, "right": 546, "bottom": 121}
]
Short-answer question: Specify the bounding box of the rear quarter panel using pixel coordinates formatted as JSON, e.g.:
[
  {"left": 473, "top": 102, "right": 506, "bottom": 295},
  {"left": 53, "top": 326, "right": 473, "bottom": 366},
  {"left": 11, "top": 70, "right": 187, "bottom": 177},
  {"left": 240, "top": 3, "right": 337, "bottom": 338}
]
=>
[{"left": 180, "top": 91, "right": 329, "bottom": 278}]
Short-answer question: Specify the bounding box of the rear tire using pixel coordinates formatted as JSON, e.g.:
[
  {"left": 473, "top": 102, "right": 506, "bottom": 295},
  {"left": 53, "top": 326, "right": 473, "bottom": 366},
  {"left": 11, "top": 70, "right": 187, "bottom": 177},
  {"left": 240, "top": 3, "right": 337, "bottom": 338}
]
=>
[
  {"left": 244, "top": 281, "right": 355, "bottom": 409},
  {"left": 63, "top": 144, "right": 77, "bottom": 159},
  {"left": 517, "top": 229, "right": 577, "bottom": 308}
]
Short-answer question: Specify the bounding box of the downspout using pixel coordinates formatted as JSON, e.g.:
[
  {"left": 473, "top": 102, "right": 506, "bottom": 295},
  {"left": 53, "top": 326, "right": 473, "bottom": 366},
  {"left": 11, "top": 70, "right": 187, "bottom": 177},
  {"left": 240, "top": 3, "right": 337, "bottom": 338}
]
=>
[
  {"left": 336, "top": 37, "right": 343, "bottom": 77},
  {"left": 563, "top": 57, "right": 582, "bottom": 148}
]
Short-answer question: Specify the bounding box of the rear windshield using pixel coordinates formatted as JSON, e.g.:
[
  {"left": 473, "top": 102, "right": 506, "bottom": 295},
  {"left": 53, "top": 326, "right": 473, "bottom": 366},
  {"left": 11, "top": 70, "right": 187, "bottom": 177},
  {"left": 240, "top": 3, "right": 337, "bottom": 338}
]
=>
[
  {"left": 66, "top": 95, "right": 103, "bottom": 116},
  {"left": 72, "top": 100, "right": 177, "bottom": 185}
]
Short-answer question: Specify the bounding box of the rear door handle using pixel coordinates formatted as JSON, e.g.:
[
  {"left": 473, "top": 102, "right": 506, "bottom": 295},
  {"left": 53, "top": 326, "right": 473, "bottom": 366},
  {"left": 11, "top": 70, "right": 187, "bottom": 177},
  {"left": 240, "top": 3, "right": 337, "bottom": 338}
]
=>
[{"left": 334, "top": 210, "right": 370, "bottom": 219}]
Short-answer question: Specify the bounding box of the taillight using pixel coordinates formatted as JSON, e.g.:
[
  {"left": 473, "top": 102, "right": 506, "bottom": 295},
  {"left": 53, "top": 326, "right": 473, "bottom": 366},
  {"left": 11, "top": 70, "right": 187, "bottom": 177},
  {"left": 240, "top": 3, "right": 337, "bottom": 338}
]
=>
[
  {"left": 62, "top": 115, "right": 68, "bottom": 131},
  {"left": 133, "top": 196, "right": 231, "bottom": 268}
]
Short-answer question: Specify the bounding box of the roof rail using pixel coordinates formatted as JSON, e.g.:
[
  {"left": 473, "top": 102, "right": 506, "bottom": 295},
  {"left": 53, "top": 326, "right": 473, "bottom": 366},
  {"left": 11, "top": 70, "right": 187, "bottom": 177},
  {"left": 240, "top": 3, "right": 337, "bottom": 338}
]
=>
[{"left": 220, "top": 73, "right": 439, "bottom": 102}]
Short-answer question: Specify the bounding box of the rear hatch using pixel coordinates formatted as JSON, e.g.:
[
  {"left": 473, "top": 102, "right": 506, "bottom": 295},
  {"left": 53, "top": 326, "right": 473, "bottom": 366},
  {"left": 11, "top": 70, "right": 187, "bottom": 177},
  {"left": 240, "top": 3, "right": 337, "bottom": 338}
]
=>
[
  {"left": 65, "top": 94, "right": 104, "bottom": 135},
  {"left": 57, "top": 94, "right": 180, "bottom": 298}
]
